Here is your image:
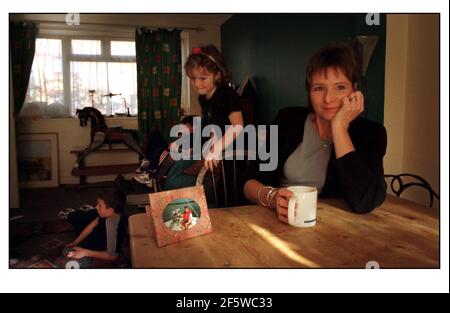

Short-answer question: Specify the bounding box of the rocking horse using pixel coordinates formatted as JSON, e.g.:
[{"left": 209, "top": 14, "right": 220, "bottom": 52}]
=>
[{"left": 75, "top": 107, "right": 143, "bottom": 166}]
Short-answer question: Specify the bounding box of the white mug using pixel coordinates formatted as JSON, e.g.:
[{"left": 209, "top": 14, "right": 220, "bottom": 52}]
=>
[{"left": 287, "top": 186, "right": 318, "bottom": 227}]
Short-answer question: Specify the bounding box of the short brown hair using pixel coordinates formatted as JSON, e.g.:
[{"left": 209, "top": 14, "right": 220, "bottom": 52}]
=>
[
  {"left": 305, "top": 43, "right": 360, "bottom": 92},
  {"left": 184, "top": 44, "right": 231, "bottom": 85},
  {"left": 98, "top": 189, "right": 125, "bottom": 214}
]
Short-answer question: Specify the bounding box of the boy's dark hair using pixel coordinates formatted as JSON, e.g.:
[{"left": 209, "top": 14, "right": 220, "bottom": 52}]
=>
[
  {"left": 98, "top": 189, "right": 126, "bottom": 214},
  {"left": 305, "top": 42, "right": 360, "bottom": 92},
  {"left": 184, "top": 44, "right": 231, "bottom": 86}
]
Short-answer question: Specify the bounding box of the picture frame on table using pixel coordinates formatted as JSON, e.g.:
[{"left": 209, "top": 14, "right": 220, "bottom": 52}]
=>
[
  {"left": 17, "top": 132, "right": 59, "bottom": 188},
  {"left": 147, "top": 185, "right": 213, "bottom": 247}
]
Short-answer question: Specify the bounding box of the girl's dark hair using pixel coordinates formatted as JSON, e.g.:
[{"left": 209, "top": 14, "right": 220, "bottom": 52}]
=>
[
  {"left": 180, "top": 115, "right": 196, "bottom": 127},
  {"left": 98, "top": 189, "right": 126, "bottom": 214},
  {"left": 184, "top": 45, "right": 231, "bottom": 85},
  {"left": 305, "top": 43, "right": 360, "bottom": 92}
]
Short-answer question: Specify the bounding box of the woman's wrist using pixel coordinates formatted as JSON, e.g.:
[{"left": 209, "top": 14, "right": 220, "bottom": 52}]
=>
[
  {"left": 257, "top": 186, "right": 278, "bottom": 209},
  {"left": 268, "top": 189, "right": 279, "bottom": 210},
  {"left": 257, "top": 186, "right": 269, "bottom": 207},
  {"left": 331, "top": 119, "right": 351, "bottom": 136},
  {"left": 331, "top": 123, "right": 355, "bottom": 159}
]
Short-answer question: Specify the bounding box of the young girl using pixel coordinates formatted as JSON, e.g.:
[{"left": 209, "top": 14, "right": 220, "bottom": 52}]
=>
[
  {"left": 161, "top": 45, "right": 244, "bottom": 207},
  {"left": 184, "top": 45, "right": 244, "bottom": 171}
]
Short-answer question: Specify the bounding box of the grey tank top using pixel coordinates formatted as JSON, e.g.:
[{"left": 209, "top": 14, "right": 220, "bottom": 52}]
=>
[{"left": 281, "top": 113, "right": 333, "bottom": 193}]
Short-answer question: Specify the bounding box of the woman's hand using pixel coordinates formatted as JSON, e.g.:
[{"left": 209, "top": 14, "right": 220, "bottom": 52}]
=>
[
  {"left": 274, "top": 188, "right": 294, "bottom": 224},
  {"left": 65, "top": 242, "right": 76, "bottom": 248},
  {"left": 67, "top": 247, "right": 88, "bottom": 259},
  {"left": 331, "top": 91, "right": 363, "bottom": 158},
  {"left": 332, "top": 91, "right": 364, "bottom": 131}
]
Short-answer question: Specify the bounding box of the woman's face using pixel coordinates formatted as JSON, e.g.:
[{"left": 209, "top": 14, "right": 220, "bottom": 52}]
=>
[
  {"left": 188, "top": 66, "right": 219, "bottom": 98},
  {"left": 309, "top": 67, "right": 355, "bottom": 121}
]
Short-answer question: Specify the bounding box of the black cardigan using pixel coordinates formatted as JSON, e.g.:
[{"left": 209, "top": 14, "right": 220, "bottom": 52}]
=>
[{"left": 246, "top": 107, "right": 387, "bottom": 214}]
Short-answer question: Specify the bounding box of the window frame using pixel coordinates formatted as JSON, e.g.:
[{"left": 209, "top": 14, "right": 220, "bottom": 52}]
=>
[{"left": 28, "top": 27, "right": 189, "bottom": 118}]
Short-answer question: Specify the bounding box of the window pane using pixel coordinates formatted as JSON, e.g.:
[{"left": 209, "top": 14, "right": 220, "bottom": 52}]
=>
[
  {"left": 111, "top": 41, "right": 135, "bottom": 56},
  {"left": 70, "top": 61, "right": 108, "bottom": 114},
  {"left": 23, "top": 38, "right": 65, "bottom": 117},
  {"left": 71, "top": 61, "right": 137, "bottom": 116},
  {"left": 71, "top": 39, "right": 101, "bottom": 55},
  {"left": 107, "top": 62, "right": 138, "bottom": 115}
]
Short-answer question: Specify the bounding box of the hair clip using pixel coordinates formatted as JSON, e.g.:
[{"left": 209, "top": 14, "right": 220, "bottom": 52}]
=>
[
  {"left": 191, "top": 47, "right": 226, "bottom": 74},
  {"left": 192, "top": 47, "right": 202, "bottom": 54}
]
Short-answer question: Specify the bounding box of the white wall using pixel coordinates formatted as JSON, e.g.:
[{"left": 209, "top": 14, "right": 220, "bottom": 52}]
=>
[
  {"left": 16, "top": 117, "right": 140, "bottom": 184},
  {"left": 10, "top": 57, "right": 20, "bottom": 208},
  {"left": 10, "top": 14, "right": 225, "bottom": 188},
  {"left": 384, "top": 14, "right": 440, "bottom": 207}
]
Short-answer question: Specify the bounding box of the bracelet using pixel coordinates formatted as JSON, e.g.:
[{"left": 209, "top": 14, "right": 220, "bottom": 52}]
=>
[
  {"left": 268, "top": 188, "right": 279, "bottom": 209},
  {"left": 266, "top": 187, "right": 278, "bottom": 207},
  {"left": 257, "top": 186, "right": 272, "bottom": 207}
]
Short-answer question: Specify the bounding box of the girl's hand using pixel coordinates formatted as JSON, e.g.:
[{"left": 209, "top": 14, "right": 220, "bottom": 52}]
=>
[
  {"left": 67, "top": 247, "right": 88, "bottom": 259},
  {"left": 274, "top": 188, "right": 294, "bottom": 224},
  {"left": 332, "top": 91, "right": 364, "bottom": 131},
  {"left": 204, "top": 151, "right": 221, "bottom": 171}
]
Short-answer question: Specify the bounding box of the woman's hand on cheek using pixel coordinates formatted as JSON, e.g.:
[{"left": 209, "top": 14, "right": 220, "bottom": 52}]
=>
[
  {"left": 332, "top": 91, "right": 364, "bottom": 131},
  {"left": 275, "top": 188, "right": 294, "bottom": 224}
]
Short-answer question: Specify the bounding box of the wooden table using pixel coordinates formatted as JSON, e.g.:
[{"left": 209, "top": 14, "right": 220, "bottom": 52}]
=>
[{"left": 128, "top": 195, "right": 439, "bottom": 268}]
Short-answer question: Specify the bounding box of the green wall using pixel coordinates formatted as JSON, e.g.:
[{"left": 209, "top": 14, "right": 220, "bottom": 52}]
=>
[{"left": 221, "top": 14, "right": 386, "bottom": 124}]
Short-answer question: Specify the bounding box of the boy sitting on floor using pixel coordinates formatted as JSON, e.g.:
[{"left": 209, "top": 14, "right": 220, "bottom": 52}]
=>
[{"left": 65, "top": 189, "right": 126, "bottom": 263}]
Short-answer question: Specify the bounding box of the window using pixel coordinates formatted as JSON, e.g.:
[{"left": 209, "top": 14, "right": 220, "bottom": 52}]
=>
[
  {"left": 71, "top": 39, "right": 102, "bottom": 55},
  {"left": 23, "top": 31, "right": 189, "bottom": 119},
  {"left": 24, "top": 39, "right": 65, "bottom": 117},
  {"left": 24, "top": 36, "right": 138, "bottom": 118},
  {"left": 68, "top": 39, "right": 137, "bottom": 116},
  {"left": 111, "top": 41, "right": 135, "bottom": 56}
]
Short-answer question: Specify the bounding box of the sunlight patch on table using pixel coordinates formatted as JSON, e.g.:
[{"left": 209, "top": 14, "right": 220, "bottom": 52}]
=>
[{"left": 248, "top": 223, "right": 320, "bottom": 268}]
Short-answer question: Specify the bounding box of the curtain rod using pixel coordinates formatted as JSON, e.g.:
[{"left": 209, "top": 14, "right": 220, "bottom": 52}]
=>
[{"left": 13, "top": 19, "right": 204, "bottom": 32}]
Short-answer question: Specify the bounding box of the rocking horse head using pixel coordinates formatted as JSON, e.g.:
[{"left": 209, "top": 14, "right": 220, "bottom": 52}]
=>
[
  {"left": 76, "top": 107, "right": 106, "bottom": 130},
  {"left": 76, "top": 108, "right": 89, "bottom": 127}
]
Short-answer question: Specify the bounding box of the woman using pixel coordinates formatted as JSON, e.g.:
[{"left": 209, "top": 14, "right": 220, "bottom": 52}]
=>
[{"left": 243, "top": 43, "right": 387, "bottom": 221}]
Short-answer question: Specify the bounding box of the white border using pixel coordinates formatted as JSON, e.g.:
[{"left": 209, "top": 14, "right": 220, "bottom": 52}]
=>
[{"left": 2, "top": 1, "right": 449, "bottom": 293}]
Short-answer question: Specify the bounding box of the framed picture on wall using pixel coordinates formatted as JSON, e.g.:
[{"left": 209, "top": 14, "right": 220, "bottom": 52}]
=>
[{"left": 17, "top": 133, "right": 59, "bottom": 188}]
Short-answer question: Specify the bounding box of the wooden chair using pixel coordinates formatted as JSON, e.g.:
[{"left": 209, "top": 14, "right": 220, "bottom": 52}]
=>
[
  {"left": 195, "top": 150, "right": 253, "bottom": 208},
  {"left": 195, "top": 164, "right": 219, "bottom": 207},
  {"left": 126, "top": 150, "right": 254, "bottom": 208}
]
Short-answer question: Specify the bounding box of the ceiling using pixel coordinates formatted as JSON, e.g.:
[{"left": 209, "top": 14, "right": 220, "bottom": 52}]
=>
[{"left": 10, "top": 13, "right": 234, "bottom": 29}]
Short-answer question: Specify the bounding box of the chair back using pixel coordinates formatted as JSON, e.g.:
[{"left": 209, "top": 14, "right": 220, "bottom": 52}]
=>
[{"left": 385, "top": 173, "right": 439, "bottom": 207}]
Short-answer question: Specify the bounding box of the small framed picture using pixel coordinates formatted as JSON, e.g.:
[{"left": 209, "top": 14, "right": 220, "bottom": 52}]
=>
[
  {"left": 17, "top": 133, "right": 59, "bottom": 188},
  {"left": 147, "top": 185, "right": 212, "bottom": 247}
]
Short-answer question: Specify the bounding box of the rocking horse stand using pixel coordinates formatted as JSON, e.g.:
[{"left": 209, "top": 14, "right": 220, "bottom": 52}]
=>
[{"left": 71, "top": 107, "right": 143, "bottom": 185}]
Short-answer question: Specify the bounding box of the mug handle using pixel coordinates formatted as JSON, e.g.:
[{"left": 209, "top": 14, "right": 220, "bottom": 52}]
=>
[{"left": 288, "top": 196, "right": 297, "bottom": 225}]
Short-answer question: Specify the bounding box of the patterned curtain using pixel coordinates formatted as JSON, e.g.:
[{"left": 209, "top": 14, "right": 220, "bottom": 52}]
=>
[
  {"left": 136, "top": 28, "right": 182, "bottom": 143},
  {"left": 9, "top": 22, "right": 38, "bottom": 115}
]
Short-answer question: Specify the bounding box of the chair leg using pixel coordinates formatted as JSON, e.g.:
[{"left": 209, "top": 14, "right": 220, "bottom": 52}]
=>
[
  {"left": 221, "top": 161, "right": 228, "bottom": 207},
  {"left": 233, "top": 156, "right": 237, "bottom": 206},
  {"left": 211, "top": 167, "right": 219, "bottom": 207}
]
